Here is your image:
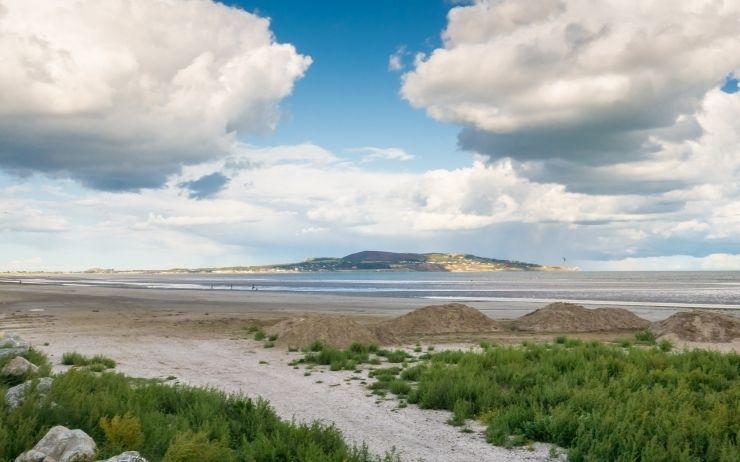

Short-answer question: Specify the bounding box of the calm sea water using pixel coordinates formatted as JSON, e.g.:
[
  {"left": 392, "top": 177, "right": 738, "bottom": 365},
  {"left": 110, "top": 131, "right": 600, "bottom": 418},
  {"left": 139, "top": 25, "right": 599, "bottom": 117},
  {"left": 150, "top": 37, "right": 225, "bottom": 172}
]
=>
[{"left": 5, "top": 271, "right": 740, "bottom": 309}]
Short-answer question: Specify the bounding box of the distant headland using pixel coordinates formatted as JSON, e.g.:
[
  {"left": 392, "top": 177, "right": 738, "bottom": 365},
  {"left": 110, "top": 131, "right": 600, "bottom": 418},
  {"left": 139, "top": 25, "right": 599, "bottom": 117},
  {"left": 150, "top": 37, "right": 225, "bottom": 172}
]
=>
[{"left": 77, "top": 251, "right": 575, "bottom": 274}]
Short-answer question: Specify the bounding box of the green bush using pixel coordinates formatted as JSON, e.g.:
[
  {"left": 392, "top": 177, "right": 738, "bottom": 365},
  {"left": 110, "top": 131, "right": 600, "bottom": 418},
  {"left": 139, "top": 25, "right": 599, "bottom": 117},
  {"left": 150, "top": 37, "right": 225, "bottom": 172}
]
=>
[
  {"left": 634, "top": 330, "right": 656, "bottom": 344},
  {"left": 100, "top": 413, "right": 144, "bottom": 451},
  {"left": 162, "top": 431, "right": 234, "bottom": 462},
  {"left": 408, "top": 342, "right": 739, "bottom": 461},
  {"left": 253, "top": 330, "right": 266, "bottom": 341},
  {"left": 0, "top": 368, "right": 398, "bottom": 462}
]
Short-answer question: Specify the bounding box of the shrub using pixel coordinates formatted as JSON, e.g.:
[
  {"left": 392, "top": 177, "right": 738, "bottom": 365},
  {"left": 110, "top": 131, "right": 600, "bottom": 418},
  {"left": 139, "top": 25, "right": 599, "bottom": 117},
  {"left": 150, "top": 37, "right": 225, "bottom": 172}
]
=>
[
  {"left": 162, "top": 431, "right": 234, "bottom": 462},
  {"left": 267, "top": 334, "right": 278, "bottom": 342},
  {"left": 409, "top": 342, "right": 739, "bottom": 461},
  {"left": 0, "top": 366, "right": 397, "bottom": 462},
  {"left": 100, "top": 413, "right": 144, "bottom": 451},
  {"left": 253, "top": 330, "right": 266, "bottom": 341},
  {"left": 658, "top": 339, "right": 673, "bottom": 352},
  {"left": 634, "top": 330, "right": 656, "bottom": 344}
]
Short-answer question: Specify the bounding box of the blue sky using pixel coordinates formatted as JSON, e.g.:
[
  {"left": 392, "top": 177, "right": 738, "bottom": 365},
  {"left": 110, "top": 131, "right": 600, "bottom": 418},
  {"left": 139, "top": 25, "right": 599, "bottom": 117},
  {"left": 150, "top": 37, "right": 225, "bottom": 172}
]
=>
[
  {"left": 227, "top": 0, "right": 467, "bottom": 171},
  {"left": 0, "top": 0, "right": 739, "bottom": 271}
]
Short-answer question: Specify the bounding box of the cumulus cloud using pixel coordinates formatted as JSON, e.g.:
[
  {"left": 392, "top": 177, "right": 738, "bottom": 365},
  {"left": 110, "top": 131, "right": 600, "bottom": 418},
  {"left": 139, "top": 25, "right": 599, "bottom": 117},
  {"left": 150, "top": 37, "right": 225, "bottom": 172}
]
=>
[
  {"left": 402, "top": 0, "right": 740, "bottom": 172},
  {"left": 1, "top": 136, "right": 738, "bottom": 270},
  {"left": 0, "top": 0, "right": 310, "bottom": 191},
  {"left": 348, "top": 147, "right": 415, "bottom": 162}
]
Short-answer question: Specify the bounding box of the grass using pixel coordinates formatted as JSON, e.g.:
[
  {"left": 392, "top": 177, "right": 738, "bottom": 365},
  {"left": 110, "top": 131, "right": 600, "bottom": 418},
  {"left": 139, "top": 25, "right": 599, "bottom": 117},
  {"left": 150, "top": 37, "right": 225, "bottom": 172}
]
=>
[
  {"left": 61, "top": 352, "right": 116, "bottom": 369},
  {"left": 403, "top": 340, "right": 738, "bottom": 461},
  {"left": 634, "top": 330, "right": 657, "bottom": 345},
  {"left": 1, "top": 351, "right": 399, "bottom": 462}
]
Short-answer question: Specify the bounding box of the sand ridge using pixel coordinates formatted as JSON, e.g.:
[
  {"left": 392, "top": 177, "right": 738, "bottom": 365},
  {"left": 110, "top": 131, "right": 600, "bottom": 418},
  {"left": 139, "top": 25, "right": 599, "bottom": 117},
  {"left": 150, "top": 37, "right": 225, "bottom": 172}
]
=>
[
  {"left": 651, "top": 310, "right": 740, "bottom": 343},
  {"left": 268, "top": 314, "right": 396, "bottom": 348},
  {"left": 377, "top": 303, "right": 503, "bottom": 337},
  {"left": 513, "top": 302, "right": 650, "bottom": 332}
]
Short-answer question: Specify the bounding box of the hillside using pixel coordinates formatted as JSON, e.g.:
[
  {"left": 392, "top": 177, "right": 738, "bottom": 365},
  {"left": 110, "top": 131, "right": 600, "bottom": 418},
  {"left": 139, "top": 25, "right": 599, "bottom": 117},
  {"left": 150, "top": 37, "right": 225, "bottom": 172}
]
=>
[{"left": 169, "top": 251, "right": 571, "bottom": 273}]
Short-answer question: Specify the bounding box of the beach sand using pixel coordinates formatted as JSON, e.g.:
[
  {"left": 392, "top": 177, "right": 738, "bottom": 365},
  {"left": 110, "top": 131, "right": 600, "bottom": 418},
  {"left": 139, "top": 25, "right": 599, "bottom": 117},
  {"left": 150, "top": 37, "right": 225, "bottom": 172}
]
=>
[{"left": 1, "top": 283, "right": 735, "bottom": 461}]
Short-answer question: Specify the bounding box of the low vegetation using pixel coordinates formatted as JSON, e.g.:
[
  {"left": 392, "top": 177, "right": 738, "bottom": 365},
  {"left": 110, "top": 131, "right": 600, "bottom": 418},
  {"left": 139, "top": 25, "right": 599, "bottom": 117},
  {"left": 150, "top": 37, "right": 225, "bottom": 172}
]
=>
[
  {"left": 297, "top": 342, "right": 413, "bottom": 372},
  {"left": 401, "top": 340, "right": 738, "bottom": 461},
  {"left": 61, "top": 351, "right": 116, "bottom": 369},
  {"left": 1, "top": 349, "right": 398, "bottom": 462},
  {"left": 292, "top": 337, "right": 737, "bottom": 461}
]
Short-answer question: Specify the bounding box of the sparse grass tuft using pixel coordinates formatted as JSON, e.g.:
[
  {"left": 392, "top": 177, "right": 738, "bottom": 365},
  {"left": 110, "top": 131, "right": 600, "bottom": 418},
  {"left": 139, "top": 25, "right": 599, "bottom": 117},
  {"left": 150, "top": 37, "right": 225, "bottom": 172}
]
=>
[{"left": 61, "top": 351, "right": 116, "bottom": 369}]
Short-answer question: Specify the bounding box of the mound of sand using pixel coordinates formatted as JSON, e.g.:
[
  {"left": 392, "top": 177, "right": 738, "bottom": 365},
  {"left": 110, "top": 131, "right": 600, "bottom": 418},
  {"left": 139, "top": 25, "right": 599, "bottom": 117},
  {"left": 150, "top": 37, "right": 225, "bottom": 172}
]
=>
[
  {"left": 651, "top": 310, "right": 740, "bottom": 343},
  {"left": 514, "top": 302, "right": 650, "bottom": 332},
  {"left": 377, "top": 303, "right": 502, "bottom": 337},
  {"left": 268, "top": 315, "right": 394, "bottom": 348}
]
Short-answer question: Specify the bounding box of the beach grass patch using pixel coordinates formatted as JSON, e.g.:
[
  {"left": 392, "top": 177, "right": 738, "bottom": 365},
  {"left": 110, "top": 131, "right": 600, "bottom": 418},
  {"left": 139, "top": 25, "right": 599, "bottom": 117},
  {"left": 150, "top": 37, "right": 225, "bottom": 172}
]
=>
[{"left": 405, "top": 341, "right": 738, "bottom": 461}]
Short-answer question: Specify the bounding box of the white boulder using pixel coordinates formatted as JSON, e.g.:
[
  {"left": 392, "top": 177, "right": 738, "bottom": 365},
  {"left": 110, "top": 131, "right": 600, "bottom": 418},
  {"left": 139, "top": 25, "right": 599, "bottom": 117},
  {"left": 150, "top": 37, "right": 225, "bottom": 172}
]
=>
[
  {"left": 2, "top": 356, "right": 39, "bottom": 377},
  {"left": 15, "top": 425, "right": 96, "bottom": 462},
  {"left": 97, "top": 452, "right": 147, "bottom": 462},
  {"left": 5, "top": 377, "right": 53, "bottom": 409}
]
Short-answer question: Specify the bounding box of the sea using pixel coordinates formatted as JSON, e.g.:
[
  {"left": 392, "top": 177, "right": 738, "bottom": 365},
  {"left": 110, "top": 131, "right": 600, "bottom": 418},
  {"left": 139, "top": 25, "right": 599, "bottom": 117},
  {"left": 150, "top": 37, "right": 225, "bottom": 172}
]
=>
[{"left": 3, "top": 271, "right": 740, "bottom": 310}]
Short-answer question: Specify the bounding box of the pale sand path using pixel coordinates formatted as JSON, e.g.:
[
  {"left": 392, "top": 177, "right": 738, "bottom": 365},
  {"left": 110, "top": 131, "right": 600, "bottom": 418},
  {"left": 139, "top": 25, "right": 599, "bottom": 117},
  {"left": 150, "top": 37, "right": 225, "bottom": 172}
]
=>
[{"left": 18, "top": 334, "right": 556, "bottom": 462}]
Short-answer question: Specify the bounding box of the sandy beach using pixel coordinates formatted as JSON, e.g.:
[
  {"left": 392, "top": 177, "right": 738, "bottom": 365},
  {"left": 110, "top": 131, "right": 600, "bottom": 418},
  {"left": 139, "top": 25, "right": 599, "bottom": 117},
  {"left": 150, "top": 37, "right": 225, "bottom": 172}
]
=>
[{"left": 1, "top": 282, "right": 737, "bottom": 461}]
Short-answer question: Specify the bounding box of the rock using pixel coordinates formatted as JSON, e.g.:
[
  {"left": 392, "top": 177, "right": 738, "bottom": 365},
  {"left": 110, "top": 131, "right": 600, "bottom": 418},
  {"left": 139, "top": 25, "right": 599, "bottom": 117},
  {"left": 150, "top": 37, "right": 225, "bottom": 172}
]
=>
[
  {"left": 0, "top": 334, "right": 30, "bottom": 358},
  {"left": 5, "top": 377, "right": 53, "bottom": 409},
  {"left": 2, "top": 356, "right": 39, "bottom": 377},
  {"left": 96, "top": 451, "right": 148, "bottom": 462},
  {"left": 14, "top": 425, "right": 96, "bottom": 462}
]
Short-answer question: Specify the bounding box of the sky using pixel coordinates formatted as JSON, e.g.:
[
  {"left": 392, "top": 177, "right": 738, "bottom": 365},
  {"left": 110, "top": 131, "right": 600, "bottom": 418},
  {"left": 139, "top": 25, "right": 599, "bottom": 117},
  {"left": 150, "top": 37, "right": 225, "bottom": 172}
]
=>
[{"left": 0, "top": 0, "right": 739, "bottom": 271}]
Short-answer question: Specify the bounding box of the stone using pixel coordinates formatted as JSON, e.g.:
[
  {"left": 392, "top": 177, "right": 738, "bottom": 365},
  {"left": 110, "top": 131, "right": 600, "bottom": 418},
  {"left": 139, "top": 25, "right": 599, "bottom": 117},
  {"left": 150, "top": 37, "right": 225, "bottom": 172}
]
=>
[
  {"left": 5, "top": 377, "right": 53, "bottom": 409},
  {"left": 0, "top": 334, "right": 29, "bottom": 358},
  {"left": 2, "top": 356, "right": 39, "bottom": 377},
  {"left": 14, "top": 425, "right": 96, "bottom": 462},
  {"left": 96, "top": 451, "right": 148, "bottom": 462}
]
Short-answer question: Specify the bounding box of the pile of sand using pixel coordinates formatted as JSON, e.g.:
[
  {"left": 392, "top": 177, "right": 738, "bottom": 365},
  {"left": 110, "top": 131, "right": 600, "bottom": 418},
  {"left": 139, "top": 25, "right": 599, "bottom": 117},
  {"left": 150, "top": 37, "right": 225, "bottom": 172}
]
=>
[
  {"left": 268, "top": 315, "right": 394, "bottom": 348},
  {"left": 513, "top": 302, "right": 650, "bottom": 332},
  {"left": 377, "top": 303, "right": 502, "bottom": 337},
  {"left": 651, "top": 310, "right": 740, "bottom": 343}
]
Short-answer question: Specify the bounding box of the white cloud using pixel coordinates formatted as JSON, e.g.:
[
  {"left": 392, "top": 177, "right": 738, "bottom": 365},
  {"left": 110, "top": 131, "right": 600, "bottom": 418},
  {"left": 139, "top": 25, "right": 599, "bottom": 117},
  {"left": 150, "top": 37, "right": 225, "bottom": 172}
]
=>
[
  {"left": 0, "top": 135, "right": 738, "bottom": 270},
  {"left": 388, "top": 46, "right": 406, "bottom": 71},
  {"left": 348, "top": 147, "right": 415, "bottom": 162},
  {"left": 583, "top": 253, "right": 740, "bottom": 271},
  {"left": 402, "top": 0, "right": 740, "bottom": 166},
  {"left": 0, "top": 0, "right": 311, "bottom": 190}
]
